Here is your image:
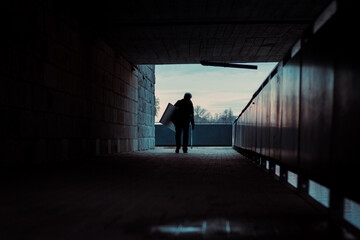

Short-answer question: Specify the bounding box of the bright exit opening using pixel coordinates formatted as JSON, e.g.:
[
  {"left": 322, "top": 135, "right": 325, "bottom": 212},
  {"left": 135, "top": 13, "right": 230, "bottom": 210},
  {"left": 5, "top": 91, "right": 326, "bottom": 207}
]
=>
[{"left": 155, "top": 62, "right": 278, "bottom": 123}]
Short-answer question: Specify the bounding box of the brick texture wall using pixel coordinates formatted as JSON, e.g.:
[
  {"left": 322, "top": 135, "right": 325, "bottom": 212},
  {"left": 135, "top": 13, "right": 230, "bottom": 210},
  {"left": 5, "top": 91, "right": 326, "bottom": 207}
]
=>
[
  {"left": 137, "top": 65, "right": 156, "bottom": 151},
  {"left": 0, "top": 1, "right": 155, "bottom": 166}
]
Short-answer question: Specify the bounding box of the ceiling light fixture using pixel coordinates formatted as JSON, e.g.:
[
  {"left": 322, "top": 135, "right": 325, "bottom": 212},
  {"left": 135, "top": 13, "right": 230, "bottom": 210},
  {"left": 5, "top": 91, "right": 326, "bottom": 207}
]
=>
[{"left": 200, "top": 61, "right": 258, "bottom": 70}]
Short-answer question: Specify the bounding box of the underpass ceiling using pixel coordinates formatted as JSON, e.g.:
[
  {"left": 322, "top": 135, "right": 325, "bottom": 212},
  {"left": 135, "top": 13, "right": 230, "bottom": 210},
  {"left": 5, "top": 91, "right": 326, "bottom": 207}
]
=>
[{"left": 60, "top": 0, "right": 332, "bottom": 64}]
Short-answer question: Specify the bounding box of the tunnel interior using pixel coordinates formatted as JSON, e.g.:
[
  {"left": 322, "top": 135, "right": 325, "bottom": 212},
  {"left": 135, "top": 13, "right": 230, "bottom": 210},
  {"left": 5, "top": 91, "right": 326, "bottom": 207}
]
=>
[{"left": 1, "top": 0, "right": 359, "bottom": 239}]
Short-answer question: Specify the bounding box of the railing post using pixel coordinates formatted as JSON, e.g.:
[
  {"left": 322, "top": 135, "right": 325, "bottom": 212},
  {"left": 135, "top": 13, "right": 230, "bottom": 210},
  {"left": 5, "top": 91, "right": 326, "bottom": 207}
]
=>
[
  {"left": 329, "top": 190, "right": 344, "bottom": 222},
  {"left": 268, "top": 161, "right": 276, "bottom": 175},
  {"left": 297, "top": 173, "right": 309, "bottom": 196},
  {"left": 279, "top": 165, "right": 288, "bottom": 183}
]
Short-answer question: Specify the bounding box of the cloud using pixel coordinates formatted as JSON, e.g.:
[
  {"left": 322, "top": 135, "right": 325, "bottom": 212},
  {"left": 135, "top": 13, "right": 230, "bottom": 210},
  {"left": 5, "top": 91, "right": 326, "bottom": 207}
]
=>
[{"left": 155, "top": 63, "right": 278, "bottom": 121}]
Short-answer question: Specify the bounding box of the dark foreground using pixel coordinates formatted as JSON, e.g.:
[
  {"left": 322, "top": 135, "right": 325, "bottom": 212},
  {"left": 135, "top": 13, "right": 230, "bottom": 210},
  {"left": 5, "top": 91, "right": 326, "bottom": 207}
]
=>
[{"left": 0, "top": 147, "right": 354, "bottom": 239}]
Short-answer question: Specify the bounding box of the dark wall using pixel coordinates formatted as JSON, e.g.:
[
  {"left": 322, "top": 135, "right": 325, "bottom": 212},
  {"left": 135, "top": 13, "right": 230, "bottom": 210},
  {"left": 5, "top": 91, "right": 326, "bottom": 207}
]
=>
[
  {"left": 156, "top": 124, "right": 232, "bottom": 146},
  {"left": 233, "top": 2, "right": 360, "bottom": 203},
  {"left": 0, "top": 1, "right": 155, "bottom": 166}
]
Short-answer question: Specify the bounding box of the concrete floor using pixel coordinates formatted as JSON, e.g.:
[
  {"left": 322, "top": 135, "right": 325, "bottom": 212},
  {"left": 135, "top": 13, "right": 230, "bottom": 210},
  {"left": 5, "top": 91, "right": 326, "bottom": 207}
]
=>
[{"left": 0, "top": 147, "right": 353, "bottom": 239}]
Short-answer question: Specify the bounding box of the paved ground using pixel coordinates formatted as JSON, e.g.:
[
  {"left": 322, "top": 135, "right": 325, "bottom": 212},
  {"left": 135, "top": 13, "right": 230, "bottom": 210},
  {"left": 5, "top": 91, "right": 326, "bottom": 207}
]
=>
[{"left": 0, "top": 147, "right": 354, "bottom": 239}]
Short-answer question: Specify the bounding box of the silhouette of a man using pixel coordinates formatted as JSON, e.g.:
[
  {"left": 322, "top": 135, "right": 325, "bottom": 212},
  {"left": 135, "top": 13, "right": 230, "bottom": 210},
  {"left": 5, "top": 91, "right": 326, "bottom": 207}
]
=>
[{"left": 172, "top": 93, "right": 195, "bottom": 153}]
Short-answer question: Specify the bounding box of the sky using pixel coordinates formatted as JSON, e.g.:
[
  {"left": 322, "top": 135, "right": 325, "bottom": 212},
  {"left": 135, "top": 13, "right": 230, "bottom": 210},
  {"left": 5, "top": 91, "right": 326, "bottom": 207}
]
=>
[{"left": 155, "top": 62, "right": 278, "bottom": 122}]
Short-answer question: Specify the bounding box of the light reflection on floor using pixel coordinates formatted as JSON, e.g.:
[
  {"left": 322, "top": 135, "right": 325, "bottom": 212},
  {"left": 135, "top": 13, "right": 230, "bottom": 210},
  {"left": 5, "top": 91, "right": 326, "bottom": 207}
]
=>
[
  {"left": 149, "top": 218, "right": 305, "bottom": 239},
  {"left": 152, "top": 225, "right": 202, "bottom": 235},
  {"left": 149, "top": 218, "right": 357, "bottom": 239},
  {"left": 309, "top": 180, "right": 330, "bottom": 208},
  {"left": 150, "top": 219, "right": 233, "bottom": 238},
  {"left": 344, "top": 198, "right": 360, "bottom": 230},
  {"left": 275, "top": 165, "right": 280, "bottom": 176},
  {"left": 287, "top": 171, "right": 298, "bottom": 188}
]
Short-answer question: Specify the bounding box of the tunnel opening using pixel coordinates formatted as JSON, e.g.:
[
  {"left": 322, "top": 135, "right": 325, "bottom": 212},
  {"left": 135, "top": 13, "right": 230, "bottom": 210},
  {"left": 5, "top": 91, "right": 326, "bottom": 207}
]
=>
[{"left": 154, "top": 63, "right": 277, "bottom": 148}]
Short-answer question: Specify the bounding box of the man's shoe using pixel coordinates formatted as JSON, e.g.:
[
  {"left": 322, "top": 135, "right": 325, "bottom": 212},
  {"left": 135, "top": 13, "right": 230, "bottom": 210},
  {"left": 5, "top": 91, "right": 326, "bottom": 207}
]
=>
[
  {"left": 175, "top": 148, "right": 179, "bottom": 153},
  {"left": 183, "top": 148, "right": 188, "bottom": 153}
]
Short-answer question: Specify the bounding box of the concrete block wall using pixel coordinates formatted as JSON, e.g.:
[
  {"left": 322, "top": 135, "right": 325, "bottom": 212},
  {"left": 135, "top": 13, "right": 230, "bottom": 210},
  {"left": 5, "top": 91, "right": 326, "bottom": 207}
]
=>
[
  {"left": 137, "top": 65, "right": 156, "bottom": 150},
  {"left": 0, "top": 1, "right": 155, "bottom": 166}
]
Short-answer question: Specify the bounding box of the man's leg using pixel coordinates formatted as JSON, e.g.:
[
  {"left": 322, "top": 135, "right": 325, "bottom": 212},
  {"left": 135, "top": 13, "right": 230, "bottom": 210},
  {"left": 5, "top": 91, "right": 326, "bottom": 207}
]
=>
[
  {"left": 183, "top": 124, "right": 189, "bottom": 153},
  {"left": 175, "top": 125, "right": 182, "bottom": 153}
]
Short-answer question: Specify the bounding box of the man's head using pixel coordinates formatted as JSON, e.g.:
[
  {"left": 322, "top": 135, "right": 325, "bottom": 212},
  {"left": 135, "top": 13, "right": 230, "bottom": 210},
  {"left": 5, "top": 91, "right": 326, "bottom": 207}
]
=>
[{"left": 184, "top": 92, "right": 192, "bottom": 100}]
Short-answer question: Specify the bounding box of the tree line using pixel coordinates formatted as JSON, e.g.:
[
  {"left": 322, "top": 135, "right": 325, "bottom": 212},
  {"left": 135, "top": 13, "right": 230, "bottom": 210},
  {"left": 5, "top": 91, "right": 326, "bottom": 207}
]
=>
[
  {"left": 155, "top": 97, "right": 236, "bottom": 123},
  {"left": 194, "top": 105, "right": 236, "bottom": 123}
]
